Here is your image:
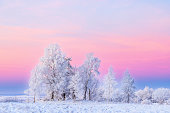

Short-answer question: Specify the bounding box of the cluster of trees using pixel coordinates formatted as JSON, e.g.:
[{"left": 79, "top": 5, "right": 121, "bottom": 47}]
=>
[
  {"left": 25, "top": 44, "right": 170, "bottom": 104},
  {"left": 135, "top": 87, "right": 170, "bottom": 104}
]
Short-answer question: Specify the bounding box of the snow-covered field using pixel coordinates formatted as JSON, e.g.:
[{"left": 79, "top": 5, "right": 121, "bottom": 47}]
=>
[{"left": 0, "top": 96, "right": 170, "bottom": 113}]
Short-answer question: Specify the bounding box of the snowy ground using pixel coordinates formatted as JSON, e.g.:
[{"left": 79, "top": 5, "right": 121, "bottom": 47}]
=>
[{"left": 0, "top": 96, "right": 170, "bottom": 113}]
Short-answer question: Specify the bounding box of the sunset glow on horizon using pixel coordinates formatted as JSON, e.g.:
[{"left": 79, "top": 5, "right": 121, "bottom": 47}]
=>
[{"left": 0, "top": 0, "right": 170, "bottom": 95}]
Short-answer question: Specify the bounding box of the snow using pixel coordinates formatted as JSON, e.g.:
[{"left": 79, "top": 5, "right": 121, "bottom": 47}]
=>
[{"left": 0, "top": 96, "right": 170, "bottom": 113}]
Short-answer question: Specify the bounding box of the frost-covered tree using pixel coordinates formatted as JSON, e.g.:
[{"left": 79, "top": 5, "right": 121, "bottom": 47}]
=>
[
  {"left": 26, "top": 44, "right": 74, "bottom": 101},
  {"left": 40, "top": 44, "right": 74, "bottom": 100},
  {"left": 112, "top": 88, "right": 123, "bottom": 102},
  {"left": 87, "top": 74, "right": 100, "bottom": 101},
  {"left": 121, "top": 70, "right": 135, "bottom": 103},
  {"left": 135, "top": 86, "right": 153, "bottom": 104},
  {"left": 77, "top": 53, "right": 101, "bottom": 100},
  {"left": 24, "top": 64, "right": 45, "bottom": 102},
  {"left": 101, "top": 67, "right": 117, "bottom": 101},
  {"left": 152, "top": 88, "right": 170, "bottom": 104},
  {"left": 95, "top": 79, "right": 104, "bottom": 101},
  {"left": 68, "top": 67, "right": 84, "bottom": 100}
]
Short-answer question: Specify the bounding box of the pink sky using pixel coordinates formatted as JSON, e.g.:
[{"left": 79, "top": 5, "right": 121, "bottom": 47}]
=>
[
  {"left": 0, "top": 25, "right": 170, "bottom": 82},
  {"left": 0, "top": 0, "right": 170, "bottom": 94}
]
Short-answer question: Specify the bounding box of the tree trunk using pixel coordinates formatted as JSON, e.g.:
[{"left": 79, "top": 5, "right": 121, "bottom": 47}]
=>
[
  {"left": 84, "top": 85, "right": 87, "bottom": 100},
  {"left": 63, "top": 93, "right": 66, "bottom": 101},
  {"left": 72, "top": 92, "right": 76, "bottom": 100},
  {"left": 51, "top": 91, "right": 54, "bottom": 100},
  {"left": 89, "top": 89, "right": 91, "bottom": 100},
  {"left": 84, "top": 70, "right": 91, "bottom": 100},
  {"left": 127, "top": 94, "right": 129, "bottom": 103},
  {"left": 34, "top": 95, "right": 35, "bottom": 103},
  {"left": 84, "top": 80, "right": 88, "bottom": 100}
]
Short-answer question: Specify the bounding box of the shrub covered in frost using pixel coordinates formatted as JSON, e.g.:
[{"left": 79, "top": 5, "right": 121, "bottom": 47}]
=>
[
  {"left": 152, "top": 88, "right": 170, "bottom": 104},
  {"left": 0, "top": 96, "right": 26, "bottom": 103},
  {"left": 166, "top": 98, "right": 170, "bottom": 105},
  {"left": 141, "top": 99, "right": 152, "bottom": 104},
  {"left": 135, "top": 86, "right": 153, "bottom": 103}
]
